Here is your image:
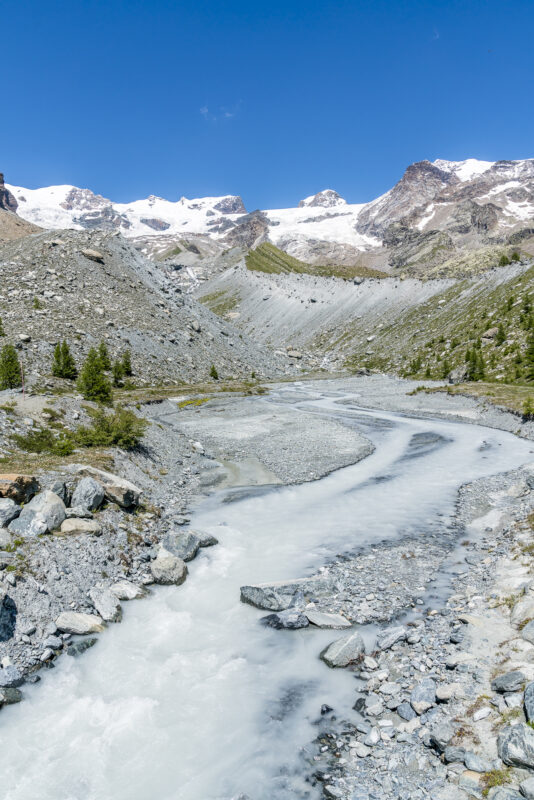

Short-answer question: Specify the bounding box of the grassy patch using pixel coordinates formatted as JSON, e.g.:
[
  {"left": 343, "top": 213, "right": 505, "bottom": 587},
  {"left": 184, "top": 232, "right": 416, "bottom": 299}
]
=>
[
  {"left": 177, "top": 397, "right": 211, "bottom": 409},
  {"left": 425, "top": 381, "right": 534, "bottom": 416},
  {"left": 480, "top": 768, "right": 512, "bottom": 796},
  {"left": 245, "top": 242, "right": 387, "bottom": 280}
]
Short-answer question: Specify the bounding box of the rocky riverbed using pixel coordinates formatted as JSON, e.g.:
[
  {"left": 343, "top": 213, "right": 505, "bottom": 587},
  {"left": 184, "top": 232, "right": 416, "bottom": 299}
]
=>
[{"left": 1, "top": 375, "right": 534, "bottom": 800}]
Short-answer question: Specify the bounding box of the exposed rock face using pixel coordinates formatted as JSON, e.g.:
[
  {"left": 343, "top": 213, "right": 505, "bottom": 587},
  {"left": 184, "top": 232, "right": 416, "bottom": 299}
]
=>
[
  {"left": 498, "top": 723, "right": 534, "bottom": 769},
  {"left": 222, "top": 210, "right": 270, "bottom": 249},
  {"left": 0, "top": 174, "right": 18, "bottom": 213},
  {"left": 0, "top": 475, "right": 39, "bottom": 504},
  {"left": 70, "top": 477, "right": 105, "bottom": 512},
  {"left": 213, "top": 196, "right": 246, "bottom": 214},
  {"left": 140, "top": 217, "right": 171, "bottom": 231}
]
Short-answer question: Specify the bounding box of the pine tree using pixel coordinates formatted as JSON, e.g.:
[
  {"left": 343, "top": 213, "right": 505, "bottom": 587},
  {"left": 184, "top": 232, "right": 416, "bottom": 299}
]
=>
[
  {"left": 121, "top": 349, "right": 133, "bottom": 377},
  {"left": 52, "top": 341, "right": 77, "bottom": 379},
  {"left": 112, "top": 360, "right": 125, "bottom": 387},
  {"left": 495, "top": 324, "right": 506, "bottom": 346},
  {"left": 97, "top": 341, "right": 111, "bottom": 371},
  {"left": 441, "top": 360, "right": 451, "bottom": 380},
  {"left": 0, "top": 317, "right": 5, "bottom": 337},
  {"left": 210, "top": 364, "right": 219, "bottom": 380},
  {"left": 77, "top": 347, "right": 113, "bottom": 404},
  {"left": 0, "top": 344, "right": 22, "bottom": 390}
]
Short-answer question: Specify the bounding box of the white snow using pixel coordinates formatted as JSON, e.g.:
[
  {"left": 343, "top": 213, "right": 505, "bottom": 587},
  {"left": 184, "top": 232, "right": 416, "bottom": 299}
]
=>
[{"left": 433, "top": 158, "right": 494, "bottom": 182}]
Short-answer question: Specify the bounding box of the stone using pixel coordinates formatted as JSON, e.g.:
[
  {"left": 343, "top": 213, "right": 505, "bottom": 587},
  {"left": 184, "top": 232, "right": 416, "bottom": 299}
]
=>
[
  {"left": 163, "top": 530, "right": 201, "bottom": 562},
  {"left": 80, "top": 248, "right": 104, "bottom": 263},
  {"left": 192, "top": 529, "right": 218, "bottom": 547},
  {"left": 8, "top": 490, "right": 66, "bottom": 536},
  {"left": 305, "top": 610, "right": 351, "bottom": 629},
  {"left": 261, "top": 610, "right": 309, "bottom": 629},
  {"left": 519, "top": 777, "right": 534, "bottom": 799},
  {"left": 376, "top": 626, "right": 407, "bottom": 650},
  {"left": 55, "top": 612, "right": 105, "bottom": 635},
  {"left": 0, "top": 498, "right": 20, "bottom": 528},
  {"left": 464, "top": 752, "right": 492, "bottom": 772},
  {"left": 43, "top": 635, "right": 62, "bottom": 649},
  {"left": 59, "top": 518, "right": 102, "bottom": 536},
  {"left": 65, "top": 506, "right": 94, "bottom": 519},
  {"left": 498, "top": 723, "right": 534, "bottom": 769},
  {"left": 50, "top": 480, "right": 68, "bottom": 503},
  {"left": 150, "top": 547, "right": 188, "bottom": 585},
  {"left": 487, "top": 789, "right": 523, "bottom": 800},
  {"left": 109, "top": 580, "right": 146, "bottom": 600},
  {"left": 473, "top": 706, "right": 492, "bottom": 721},
  {"left": 75, "top": 466, "right": 141, "bottom": 508},
  {"left": 320, "top": 632, "right": 365, "bottom": 668},
  {"left": 0, "top": 687, "right": 22, "bottom": 705},
  {"left": 66, "top": 638, "right": 97, "bottom": 657},
  {"left": 0, "top": 474, "right": 39, "bottom": 504},
  {"left": 511, "top": 598, "right": 534, "bottom": 628},
  {"left": 0, "top": 665, "right": 23, "bottom": 688},
  {"left": 240, "top": 584, "right": 294, "bottom": 611},
  {"left": 444, "top": 746, "right": 466, "bottom": 763},
  {"left": 491, "top": 671, "right": 526, "bottom": 693},
  {"left": 70, "top": 477, "right": 105, "bottom": 512},
  {"left": 397, "top": 701, "right": 417, "bottom": 721},
  {"left": 436, "top": 683, "right": 460, "bottom": 702},
  {"left": 429, "top": 722, "right": 455, "bottom": 753},
  {"left": 410, "top": 678, "right": 436, "bottom": 715},
  {"left": 89, "top": 588, "right": 122, "bottom": 623},
  {"left": 0, "top": 528, "right": 12, "bottom": 549},
  {"left": 524, "top": 682, "right": 534, "bottom": 723},
  {"left": 521, "top": 620, "right": 534, "bottom": 645}
]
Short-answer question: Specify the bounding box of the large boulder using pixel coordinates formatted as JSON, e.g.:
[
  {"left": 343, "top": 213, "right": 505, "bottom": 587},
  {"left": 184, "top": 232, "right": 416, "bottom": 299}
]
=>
[
  {"left": 150, "top": 548, "right": 188, "bottom": 585},
  {"left": 75, "top": 466, "right": 141, "bottom": 508},
  {"left": 261, "top": 610, "right": 309, "bottom": 630},
  {"left": 163, "top": 530, "right": 201, "bottom": 562},
  {"left": 109, "top": 580, "right": 146, "bottom": 600},
  {"left": 491, "top": 671, "right": 525, "bottom": 693},
  {"left": 0, "top": 474, "right": 39, "bottom": 504},
  {"left": 511, "top": 597, "right": 534, "bottom": 628},
  {"left": 240, "top": 577, "right": 322, "bottom": 611},
  {"left": 55, "top": 611, "right": 105, "bottom": 635},
  {"left": 89, "top": 588, "right": 122, "bottom": 623},
  {"left": 320, "top": 632, "right": 365, "bottom": 668},
  {"left": 376, "top": 626, "right": 407, "bottom": 651},
  {"left": 0, "top": 498, "right": 20, "bottom": 528},
  {"left": 70, "top": 477, "right": 105, "bottom": 512},
  {"left": 524, "top": 682, "right": 534, "bottom": 723},
  {"left": 8, "top": 490, "right": 66, "bottom": 536},
  {"left": 305, "top": 610, "right": 351, "bottom": 629},
  {"left": 498, "top": 723, "right": 534, "bottom": 769},
  {"left": 0, "top": 665, "right": 23, "bottom": 688},
  {"left": 59, "top": 518, "right": 102, "bottom": 536}
]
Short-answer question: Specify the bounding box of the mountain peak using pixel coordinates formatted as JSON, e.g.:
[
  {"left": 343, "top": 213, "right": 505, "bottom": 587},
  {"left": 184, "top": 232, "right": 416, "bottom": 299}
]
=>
[{"left": 298, "top": 189, "right": 346, "bottom": 209}]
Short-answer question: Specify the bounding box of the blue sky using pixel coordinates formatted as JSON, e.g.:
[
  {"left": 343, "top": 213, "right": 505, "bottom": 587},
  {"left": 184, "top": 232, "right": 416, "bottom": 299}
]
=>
[{"left": 1, "top": 0, "right": 533, "bottom": 209}]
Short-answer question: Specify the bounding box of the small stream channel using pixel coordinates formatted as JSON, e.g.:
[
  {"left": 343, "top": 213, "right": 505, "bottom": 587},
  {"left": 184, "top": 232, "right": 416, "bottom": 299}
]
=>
[{"left": 0, "top": 389, "right": 533, "bottom": 800}]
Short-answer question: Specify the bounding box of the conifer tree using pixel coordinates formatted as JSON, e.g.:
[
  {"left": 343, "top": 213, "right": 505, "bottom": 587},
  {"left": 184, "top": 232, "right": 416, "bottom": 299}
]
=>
[
  {"left": 210, "top": 364, "right": 219, "bottom": 380},
  {"left": 52, "top": 343, "right": 63, "bottom": 377},
  {"left": 524, "top": 332, "right": 534, "bottom": 382},
  {"left": 495, "top": 324, "right": 506, "bottom": 346},
  {"left": 0, "top": 317, "right": 5, "bottom": 337},
  {"left": 112, "top": 360, "right": 125, "bottom": 387},
  {"left": 77, "top": 347, "right": 113, "bottom": 404},
  {"left": 121, "top": 349, "right": 133, "bottom": 377},
  {"left": 97, "top": 341, "right": 111, "bottom": 371},
  {"left": 441, "top": 360, "right": 451, "bottom": 380},
  {"left": 52, "top": 341, "right": 77, "bottom": 379},
  {"left": 0, "top": 344, "right": 22, "bottom": 390}
]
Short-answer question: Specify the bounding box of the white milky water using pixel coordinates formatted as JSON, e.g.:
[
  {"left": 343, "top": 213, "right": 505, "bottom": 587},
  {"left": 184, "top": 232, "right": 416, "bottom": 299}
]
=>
[{"left": 1, "top": 390, "right": 533, "bottom": 800}]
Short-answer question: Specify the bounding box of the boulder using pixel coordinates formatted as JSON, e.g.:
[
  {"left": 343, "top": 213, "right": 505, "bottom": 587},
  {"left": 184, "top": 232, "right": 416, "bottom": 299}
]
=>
[
  {"left": 397, "top": 701, "right": 417, "bottom": 721},
  {"left": 261, "top": 610, "right": 309, "bottom": 629},
  {"left": 59, "top": 518, "right": 102, "bottom": 536},
  {"left": 320, "top": 632, "right": 365, "bottom": 668},
  {"left": 0, "top": 474, "right": 39, "bottom": 504},
  {"left": 428, "top": 722, "right": 455, "bottom": 753},
  {"left": 376, "top": 626, "right": 407, "bottom": 651},
  {"left": 193, "top": 530, "right": 218, "bottom": 547},
  {"left": 463, "top": 752, "right": 492, "bottom": 773},
  {"left": 75, "top": 466, "right": 141, "bottom": 508},
  {"left": 511, "top": 598, "right": 534, "bottom": 628},
  {"left": 109, "top": 580, "right": 146, "bottom": 600},
  {"left": 50, "top": 480, "right": 68, "bottom": 503},
  {"left": 163, "top": 530, "right": 201, "bottom": 562},
  {"left": 0, "top": 665, "right": 23, "bottom": 688},
  {"left": 70, "top": 477, "right": 105, "bottom": 512},
  {"left": 0, "top": 687, "right": 23, "bottom": 706},
  {"left": 0, "top": 498, "right": 20, "bottom": 528},
  {"left": 55, "top": 611, "right": 105, "bottom": 635},
  {"left": 305, "top": 610, "right": 351, "bottom": 629},
  {"left": 524, "top": 682, "right": 534, "bottom": 723},
  {"left": 150, "top": 547, "right": 188, "bottom": 585},
  {"left": 88, "top": 588, "right": 122, "bottom": 623},
  {"left": 65, "top": 506, "right": 94, "bottom": 519},
  {"left": 240, "top": 584, "right": 294, "bottom": 611},
  {"left": 521, "top": 620, "right": 534, "bottom": 645},
  {"left": 80, "top": 248, "right": 104, "bottom": 263},
  {"left": 498, "top": 723, "right": 534, "bottom": 769},
  {"left": 0, "top": 528, "right": 12, "bottom": 549},
  {"left": 492, "top": 671, "right": 525, "bottom": 693},
  {"left": 8, "top": 490, "right": 66, "bottom": 536},
  {"left": 410, "top": 678, "right": 437, "bottom": 714},
  {"left": 486, "top": 789, "right": 523, "bottom": 800},
  {"left": 66, "top": 638, "right": 97, "bottom": 657},
  {"left": 519, "top": 777, "right": 534, "bottom": 799}
]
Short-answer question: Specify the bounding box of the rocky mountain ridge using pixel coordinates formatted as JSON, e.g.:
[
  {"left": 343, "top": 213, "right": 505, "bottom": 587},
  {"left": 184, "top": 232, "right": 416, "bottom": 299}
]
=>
[{"left": 6, "top": 157, "right": 534, "bottom": 275}]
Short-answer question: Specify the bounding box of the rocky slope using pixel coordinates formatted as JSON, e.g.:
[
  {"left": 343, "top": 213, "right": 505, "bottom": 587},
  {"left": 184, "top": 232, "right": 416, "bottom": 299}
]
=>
[{"left": 7, "top": 157, "right": 534, "bottom": 277}]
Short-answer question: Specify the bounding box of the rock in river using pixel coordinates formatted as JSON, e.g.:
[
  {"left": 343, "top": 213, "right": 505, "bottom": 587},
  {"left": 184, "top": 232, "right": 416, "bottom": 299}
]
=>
[
  {"left": 498, "top": 723, "right": 534, "bottom": 769},
  {"left": 150, "top": 547, "right": 188, "bottom": 585},
  {"left": 376, "top": 625, "right": 407, "bottom": 651},
  {"left": 0, "top": 665, "right": 23, "bottom": 688},
  {"left": 163, "top": 530, "right": 201, "bottom": 562},
  {"left": 89, "top": 587, "right": 122, "bottom": 623},
  {"left": 320, "top": 632, "right": 365, "bottom": 668},
  {"left": 55, "top": 611, "right": 105, "bottom": 635},
  {"left": 261, "top": 610, "right": 309, "bottom": 629},
  {"left": 305, "top": 610, "right": 351, "bottom": 629}
]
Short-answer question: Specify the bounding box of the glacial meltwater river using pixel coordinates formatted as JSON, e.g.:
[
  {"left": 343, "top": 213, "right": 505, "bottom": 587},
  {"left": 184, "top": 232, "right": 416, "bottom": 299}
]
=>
[{"left": 1, "top": 389, "right": 533, "bottom": 800}]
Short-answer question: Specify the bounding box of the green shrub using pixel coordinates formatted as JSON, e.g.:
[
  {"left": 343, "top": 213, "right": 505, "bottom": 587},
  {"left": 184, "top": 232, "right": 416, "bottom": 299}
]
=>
[
  {"left": 112, "top": 360, "right": 125, "bottom": 387},
  {"left": 77, "top": 348, "right": 113, "bottom": 404},
  {"left": 121, "top": 349, "right": 133, "bottom": 376},
  {"left": 523, "top": 398, "right": 534, "bottom": 421},
  {"left": 210, "top": 364, "right": 219, "bottom": 380},
  {"left": 13, "top": 427, "right": 74, "bottom": 456},
  {"left": 32, "top": 297, "right": 43, "bottom": 310},
  {"left": 75, "top": 406, "right": 147, "bottom": 449},
  {"left": 97, "top": 341, "right": 111, "bottom": 371},
  {"left": 0, "top": 344, "right": 22, "bottom": 390},
  {"left": 512, "top": 251, "right": 521, "bottom": 262},
  {"left": 499, "top": 254, "right": 511, "bottom": 267},
  {"left": 0, "top": 317, "right": 5, "bottom": 337}
]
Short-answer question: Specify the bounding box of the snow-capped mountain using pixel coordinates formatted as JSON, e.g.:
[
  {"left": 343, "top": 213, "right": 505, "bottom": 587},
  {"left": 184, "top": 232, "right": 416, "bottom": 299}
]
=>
[{"left": 6, "top": 157, "right": 534, "bottom": 273}]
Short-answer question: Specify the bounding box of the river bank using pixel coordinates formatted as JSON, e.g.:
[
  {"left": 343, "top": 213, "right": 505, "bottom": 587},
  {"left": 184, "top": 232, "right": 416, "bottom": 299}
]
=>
[{"left": 1, "top": 376, "right": 534, "bottom": 800}]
